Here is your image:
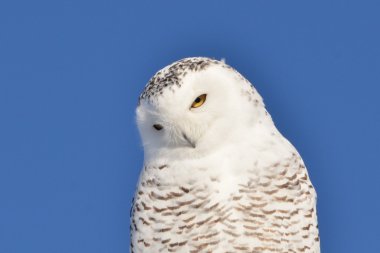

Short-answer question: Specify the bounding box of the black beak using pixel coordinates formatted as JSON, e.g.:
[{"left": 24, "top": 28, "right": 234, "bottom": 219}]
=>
[{"left": 182, "top": 133, "right": 196, "bottom": 148}]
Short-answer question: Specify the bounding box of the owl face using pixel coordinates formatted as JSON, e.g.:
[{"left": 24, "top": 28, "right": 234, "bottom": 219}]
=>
[
  {"left": 136, "top": 59, "right": 267, "bottom": 161},
  {"left": 137, "top": 65, "right": 237, "bottom": 155}
]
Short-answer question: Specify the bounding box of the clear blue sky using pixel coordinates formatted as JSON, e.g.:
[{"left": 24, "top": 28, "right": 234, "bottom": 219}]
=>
[{"left": 1, "top": 1, "right": 379, "bottom": 252}]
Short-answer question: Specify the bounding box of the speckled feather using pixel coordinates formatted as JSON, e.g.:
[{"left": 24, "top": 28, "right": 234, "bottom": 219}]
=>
[
  {"left": 139, "top": 58, "right": 245, "bottom": 102},
  {"left": 132, "top": 57, "right": 320, "bottom": 253}
]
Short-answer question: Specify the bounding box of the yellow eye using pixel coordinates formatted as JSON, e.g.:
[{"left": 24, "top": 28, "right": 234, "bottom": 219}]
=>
[{"left": 191, "top": 94, "right": 207, "bottom": 108}]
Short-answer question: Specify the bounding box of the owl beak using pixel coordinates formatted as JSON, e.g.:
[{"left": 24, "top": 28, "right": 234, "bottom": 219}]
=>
[{"left": 182, "top": 133, "right": 196, "bottom": 148}]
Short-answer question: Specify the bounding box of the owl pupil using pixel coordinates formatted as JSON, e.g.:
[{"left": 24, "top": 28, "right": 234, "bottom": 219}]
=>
[{"left": 195, "top": 97, "right": 201, "bottom": 103}]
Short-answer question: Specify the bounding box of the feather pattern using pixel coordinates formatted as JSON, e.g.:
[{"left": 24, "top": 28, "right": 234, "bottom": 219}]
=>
[{"left": 132, "top": 57, "right": 320, "bottom": 253}]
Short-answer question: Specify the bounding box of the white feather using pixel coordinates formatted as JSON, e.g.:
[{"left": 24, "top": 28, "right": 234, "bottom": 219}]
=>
[{"left": 132, "top": 58, "right": 320, "bottom": 253}]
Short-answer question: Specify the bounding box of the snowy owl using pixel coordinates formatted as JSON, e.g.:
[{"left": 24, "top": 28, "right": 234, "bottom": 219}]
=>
[{"left": 131, "top": 57, "right": 320, "bottom": 253}]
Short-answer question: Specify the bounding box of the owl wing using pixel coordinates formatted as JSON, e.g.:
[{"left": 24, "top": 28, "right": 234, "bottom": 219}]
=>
[{"left": 235, "top": 152, "right": 320, "bottom": 252}]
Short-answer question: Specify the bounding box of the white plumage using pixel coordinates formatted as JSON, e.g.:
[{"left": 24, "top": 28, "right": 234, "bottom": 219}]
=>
[{"left": 131, "top": 57, "right": 320, "bottom": 253}]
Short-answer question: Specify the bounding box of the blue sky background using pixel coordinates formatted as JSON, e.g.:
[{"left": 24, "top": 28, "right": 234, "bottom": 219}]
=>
[{"left": 1, "top": 1, "right": 379, "bottom": 252}]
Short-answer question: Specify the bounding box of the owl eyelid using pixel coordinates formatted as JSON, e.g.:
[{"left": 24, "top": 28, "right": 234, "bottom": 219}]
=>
[{"left": 153, "top": 124, "right": 163, "bottom": 131}]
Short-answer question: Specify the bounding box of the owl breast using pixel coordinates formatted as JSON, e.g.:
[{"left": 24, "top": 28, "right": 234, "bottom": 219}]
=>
[{"left": 130, "top": 152, "right": 319, "bottom": 253}]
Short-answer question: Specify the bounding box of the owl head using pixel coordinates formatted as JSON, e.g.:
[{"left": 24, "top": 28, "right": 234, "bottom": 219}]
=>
[{"left": 136, "top": 57, "right": 272, "bottom": 161}]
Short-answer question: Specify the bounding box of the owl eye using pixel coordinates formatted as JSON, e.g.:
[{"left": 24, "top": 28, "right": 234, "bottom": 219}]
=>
[
  {"left": 153, "top": 124, "right": 163, "bottom": 131},
  {"left": 191, "top": 94, "right": 207, "bottom": 109}
]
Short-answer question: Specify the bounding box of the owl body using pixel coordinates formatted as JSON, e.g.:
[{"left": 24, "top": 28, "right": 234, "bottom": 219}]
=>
[{"left": 131, "top": 58, "right": 319, "bottom": 253}]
